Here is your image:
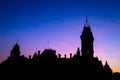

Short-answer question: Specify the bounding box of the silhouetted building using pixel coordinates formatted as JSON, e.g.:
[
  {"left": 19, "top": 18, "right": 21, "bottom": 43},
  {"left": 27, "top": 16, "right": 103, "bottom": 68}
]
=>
[
  {"left": 1, "top": 16, "right": 116, "bottom": 80},
  {"left": 113, "top": 72, "right": 120, "bottom": 80},
  {"left": 80, "top": 16, "right": 94, "bottom": 57},
  {"left": 103, "top": 61, "right": 113, "bottom": 80},
  {"left": 1, "top": 43, "right": 28, "bottom": 64},
  {"left": 76, "top": 47, "right": 80, "bottom": 56},
  {"left": 40, "top": 49, "right": 57, "bottom": 64},
  {"left": 10, "top": 43, "right": 20, "bottom": 58}
]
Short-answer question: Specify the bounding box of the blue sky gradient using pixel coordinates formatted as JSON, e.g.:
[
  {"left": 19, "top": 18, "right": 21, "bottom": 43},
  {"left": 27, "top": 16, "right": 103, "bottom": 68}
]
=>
[{"left": 0, "top": 0, "right": 120, "bottom": 72}]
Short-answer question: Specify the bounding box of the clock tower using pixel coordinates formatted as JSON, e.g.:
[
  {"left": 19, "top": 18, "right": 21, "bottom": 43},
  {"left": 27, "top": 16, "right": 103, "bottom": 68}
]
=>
[{"left": 80, "top": 16, "right": 94, "bottom": 57}]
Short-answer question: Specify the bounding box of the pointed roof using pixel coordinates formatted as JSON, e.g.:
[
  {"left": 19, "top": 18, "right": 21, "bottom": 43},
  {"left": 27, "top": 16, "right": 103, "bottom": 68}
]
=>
[
  {"left": 105, "top": 61, "right": 109, "bottom": 67},
  {"left": 12, "top": 38, "right": 20, "bottom": 52},
  {"left": 10, "top": 42, "right": 20, "bottom": 57},
  {"left": 11, "top": 43, "right": 20, "bottom": 54},
  {"left": 104, "top": 61, "right": 112, "bottom": 71}
]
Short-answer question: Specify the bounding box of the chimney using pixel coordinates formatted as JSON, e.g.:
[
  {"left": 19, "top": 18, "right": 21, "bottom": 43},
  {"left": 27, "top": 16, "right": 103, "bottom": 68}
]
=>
[
  {"left": 38, "top": 50, "right": 40, "bottom": 55},
  {"left": 29, "top": 55, "right": 31, "bottom": 59},
  {"left": 70, "top": 53, "right": 72, "bottom": 58},
  {"left": 58, "top": 54, "right": 61, "bottom": 58},
  {"left": 64, "top": 54, "right": 66, "bottom": 59}
]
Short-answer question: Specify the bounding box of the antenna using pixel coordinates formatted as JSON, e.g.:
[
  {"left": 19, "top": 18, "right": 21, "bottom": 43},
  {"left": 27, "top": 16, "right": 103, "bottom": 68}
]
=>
[
  {"left": 35, "top": 48, "right": 37, "bottom": 53},
  {"left": 48, "top": 41, "right": 49, "bottom": 49},
  {"left": 16, "top": 37, "right": 19, "bottom": 44}
]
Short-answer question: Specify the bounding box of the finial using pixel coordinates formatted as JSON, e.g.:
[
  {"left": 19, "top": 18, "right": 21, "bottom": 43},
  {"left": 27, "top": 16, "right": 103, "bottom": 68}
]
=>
[{"left": 84, "top": 9, "right": 90, "bottom": 27}]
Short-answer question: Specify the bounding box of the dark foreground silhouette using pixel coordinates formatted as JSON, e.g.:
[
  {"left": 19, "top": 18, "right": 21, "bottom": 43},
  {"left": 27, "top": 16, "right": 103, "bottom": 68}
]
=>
[{"left": 1, "top": 18, "right": 120, "bottom": 80}]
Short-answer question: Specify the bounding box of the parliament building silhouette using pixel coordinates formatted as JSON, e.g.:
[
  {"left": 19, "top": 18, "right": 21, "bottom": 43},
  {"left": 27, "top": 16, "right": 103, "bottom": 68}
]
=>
[{"left": 1, "top": 17, "right": 120, "bottom": 80}]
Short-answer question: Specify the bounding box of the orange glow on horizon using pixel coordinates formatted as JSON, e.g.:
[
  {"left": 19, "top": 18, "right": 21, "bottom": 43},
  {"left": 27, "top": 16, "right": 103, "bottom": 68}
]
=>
[{"left": 112, "top": 66, "right": 120, "bottom": 73}]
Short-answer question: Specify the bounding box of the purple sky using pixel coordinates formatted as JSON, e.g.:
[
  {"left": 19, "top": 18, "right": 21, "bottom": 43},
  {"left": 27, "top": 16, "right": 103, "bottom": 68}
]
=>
[{"left": 0, "top": 0, "right": 120, "bottom": 72}]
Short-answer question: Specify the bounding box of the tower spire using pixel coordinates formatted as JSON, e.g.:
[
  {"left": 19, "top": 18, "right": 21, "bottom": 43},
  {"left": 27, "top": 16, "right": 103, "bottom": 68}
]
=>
[
  {"left": 81, "top": 10, "right": 94, "bottom": 57},
  {"left": 86, "top": 9, "right": 88, "bottom": 24},
  {"left": 84, "top": 9, "right": 90, "bottom": 27}
]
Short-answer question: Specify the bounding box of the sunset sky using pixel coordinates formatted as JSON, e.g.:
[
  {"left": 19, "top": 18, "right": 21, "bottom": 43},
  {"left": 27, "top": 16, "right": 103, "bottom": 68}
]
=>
[{"left": 0, "top": 0, "right": 120, "bottom": 72}]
